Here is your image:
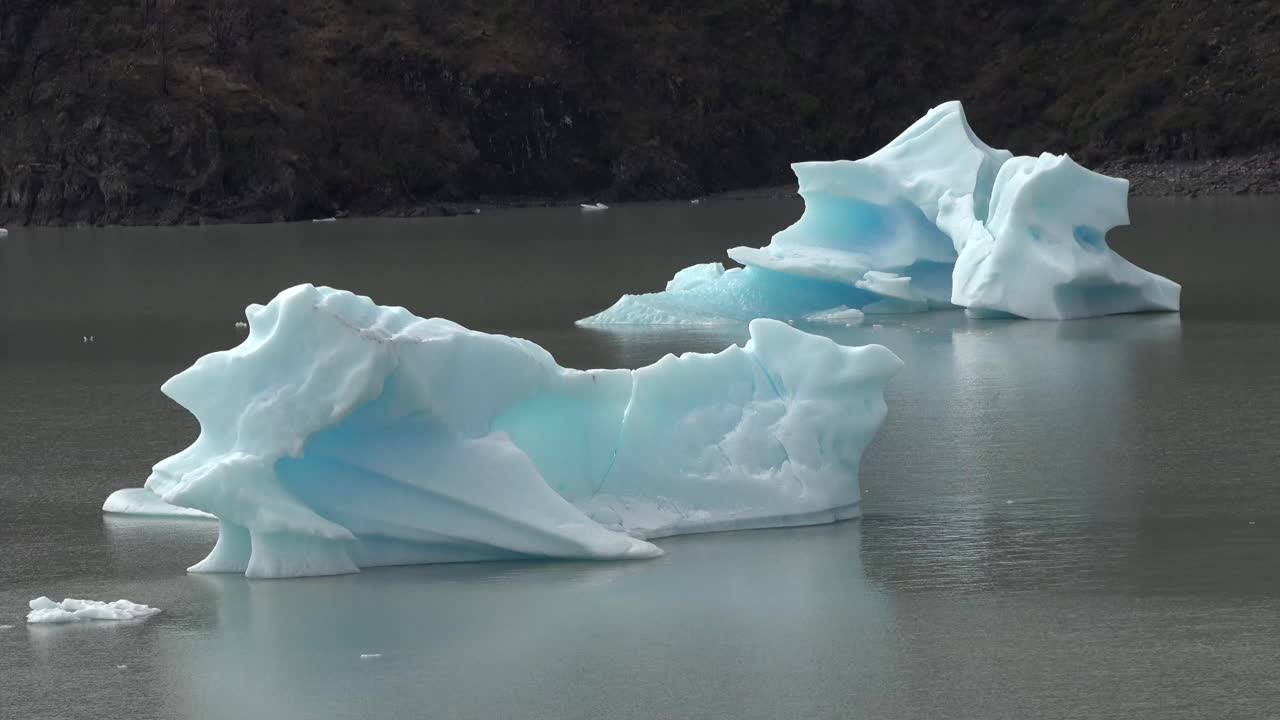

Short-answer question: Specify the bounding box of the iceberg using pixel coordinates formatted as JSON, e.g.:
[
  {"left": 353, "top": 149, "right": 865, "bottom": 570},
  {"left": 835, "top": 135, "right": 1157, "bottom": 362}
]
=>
[
  {"left": 27, "top": 596, "right": 161, "bottom": 623},
  {"left": 113, "top": 285, "right": 901, "bottom": 578},
  {"left": 579, "top": 101, "right": 1178, "bottom": 323}
]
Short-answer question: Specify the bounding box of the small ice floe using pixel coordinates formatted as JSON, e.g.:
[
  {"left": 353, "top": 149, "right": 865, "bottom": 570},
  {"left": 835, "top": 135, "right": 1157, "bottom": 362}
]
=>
[
  {"left": 0, "top": 624, "right": 15, "bottom": 630},
  {"left": 0, "top": 228, "right": 8, "bottom": 237},
  {"left": 312, "top": 217, "right": 337, "bottom": 223},
  {"left": 116, "top": 664, "right": 129, "bottom": 669},
  {"left": 234, "top": 321, "right": 248, "bottom": 330},
  {"left": 801, "top": 306, "right": 865, "bottom": 327},
  {"left": 580, "top": 202, "right": 609, "bottom": 212},
  {"left": 690, "top": 199, "right": 701, "bottom": 205},
  {"left": 27, "top": 597, "right": 161, "bottom": 624},
  {"left": 359, "top": 653, "right": 382, "bottom": 660}
]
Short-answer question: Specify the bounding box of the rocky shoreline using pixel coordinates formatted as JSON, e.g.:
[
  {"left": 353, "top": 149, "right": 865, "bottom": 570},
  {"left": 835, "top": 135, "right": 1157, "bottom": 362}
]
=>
[
  {"left": 1097, "top": 152, "right": 1280, "bottom": 197},
  {"left": 311, "top": 151, "right": 1280, "bottom": 226}
]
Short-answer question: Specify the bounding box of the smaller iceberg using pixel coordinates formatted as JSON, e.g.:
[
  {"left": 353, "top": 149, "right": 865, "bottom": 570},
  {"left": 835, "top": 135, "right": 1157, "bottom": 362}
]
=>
[
  {"left": 27, "top": 597, "right": 161, "bottom": 624},
  {"left": 110, "top": 285, "right": 901, "bottom": 578},
  {"left": 579, "top": 101, "right": 1179, "bottom": 323}
]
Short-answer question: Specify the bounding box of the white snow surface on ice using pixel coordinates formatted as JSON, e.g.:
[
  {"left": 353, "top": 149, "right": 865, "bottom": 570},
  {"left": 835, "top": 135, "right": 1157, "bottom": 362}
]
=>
[
  {"left": 110, "top": 285, "right": 900, "bottom": 578},
  {"left": 27, "top": 597, "right": 161, "bottom": 624},
  {"left": 578, "top": 100, "right": 1179, "bottom": 323}
]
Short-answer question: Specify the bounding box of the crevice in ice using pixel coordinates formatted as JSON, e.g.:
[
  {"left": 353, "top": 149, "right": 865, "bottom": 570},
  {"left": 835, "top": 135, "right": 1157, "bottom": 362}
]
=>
[
  {"left": 749, "top": 353, "right": 785, "bottom": 403},
  {"left": 589, "top": 377, "right": 633, "bottom": 501}
]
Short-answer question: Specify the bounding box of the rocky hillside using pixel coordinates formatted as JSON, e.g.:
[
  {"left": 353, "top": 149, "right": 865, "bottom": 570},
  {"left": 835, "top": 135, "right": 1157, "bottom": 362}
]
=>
[{"left": 1, "top": 0, "right": 1278, "bottom": 225}]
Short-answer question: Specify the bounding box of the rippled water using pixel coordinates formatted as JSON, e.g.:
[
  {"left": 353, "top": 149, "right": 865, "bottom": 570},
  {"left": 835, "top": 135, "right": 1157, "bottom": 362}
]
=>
[{"left": 2, "top": 197, "right": 1279, "bottom": 719}]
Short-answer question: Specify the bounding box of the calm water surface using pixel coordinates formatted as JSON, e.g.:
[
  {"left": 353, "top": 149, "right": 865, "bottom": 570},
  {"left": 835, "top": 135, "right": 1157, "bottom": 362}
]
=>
[{"left": 1, "top": 197, "right": 1279, "bottom": 719}]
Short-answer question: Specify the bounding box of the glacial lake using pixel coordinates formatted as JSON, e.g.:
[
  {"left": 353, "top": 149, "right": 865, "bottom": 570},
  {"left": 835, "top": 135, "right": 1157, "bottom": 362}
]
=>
[{"left": 2, "top": 196, "right": 1279, "bottom": 719}]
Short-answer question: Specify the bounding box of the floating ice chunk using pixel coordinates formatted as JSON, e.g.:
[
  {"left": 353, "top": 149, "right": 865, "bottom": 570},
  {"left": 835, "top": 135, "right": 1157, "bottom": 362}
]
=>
[
  {"left": 0, "top": 624, "right": 14, "bottom": 630},
  {"left": 359, "top": 654, "right": 382, "bottom": 660},
  {"left": 945, "top": 153, "right": 1181, "bottom": 319},
  {"left": 312, "top": 217, "right": 337, "bottom": 223},
  {"left": 580, "top": 202, "right": 609, "bottom": 212},
  {"left": 127, "top": 284, "right": 899, "bottom": 578},
  {"left": 103, "top": 487, "right": 216, "bottom": 519},
  {"left": 802, "top": 306, "right": 865, "bottom": 326},
  {"left": 27, "top": 597, "right": 161, "bottom": 624},
  {"left": 0, "top": 228, "right": 8, "bottom": 237}
]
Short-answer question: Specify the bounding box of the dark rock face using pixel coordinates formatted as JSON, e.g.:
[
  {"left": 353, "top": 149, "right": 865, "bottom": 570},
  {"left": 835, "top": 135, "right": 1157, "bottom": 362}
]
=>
[
  {"left": 1, "top": 0, "right": 1277, "bottom": 226},
  {"left": 1100, "top": 153, "right": 1280, "bottom": 197}
]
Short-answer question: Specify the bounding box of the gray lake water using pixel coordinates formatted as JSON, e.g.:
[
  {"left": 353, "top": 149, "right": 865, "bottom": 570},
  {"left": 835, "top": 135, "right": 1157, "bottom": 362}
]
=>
[{"left": 1, "top": 197, "right": 1279, "bottom": 719}]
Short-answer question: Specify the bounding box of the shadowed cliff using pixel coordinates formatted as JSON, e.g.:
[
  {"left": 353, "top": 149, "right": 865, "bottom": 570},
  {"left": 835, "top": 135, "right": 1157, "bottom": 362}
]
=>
[{"left": 1, "top": 0, "right": 1277, "bottom": 225}]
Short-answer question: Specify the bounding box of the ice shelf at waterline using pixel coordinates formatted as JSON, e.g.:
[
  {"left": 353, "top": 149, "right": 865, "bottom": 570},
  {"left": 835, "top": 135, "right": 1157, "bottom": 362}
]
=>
[
  {"left": 578, "top": 101, "right": 1180, "bottom": 323},
  {"left": 103, "top": 487, "right": 216, "bottom": 518},
  {"left": 105, "top": 285, "right": 901, "bottom": 578}
]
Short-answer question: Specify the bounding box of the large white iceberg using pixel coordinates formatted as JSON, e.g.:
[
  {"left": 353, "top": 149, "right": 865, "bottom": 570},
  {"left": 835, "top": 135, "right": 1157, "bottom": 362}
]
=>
[
  {"left": 109, "top": 285, "right": 900, "bottom": 578},
  {"left": 579, "top": 101, "right": 1178, "bottom": 323}
]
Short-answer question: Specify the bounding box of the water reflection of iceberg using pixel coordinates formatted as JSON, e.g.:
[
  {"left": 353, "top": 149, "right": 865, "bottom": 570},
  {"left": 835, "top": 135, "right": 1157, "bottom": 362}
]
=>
[
  {"left": 166, "top": 524, "right": 892, "bottom": 720},
  {"left": 858, "top": 312, "right": 1184, "bottom": 593}
]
